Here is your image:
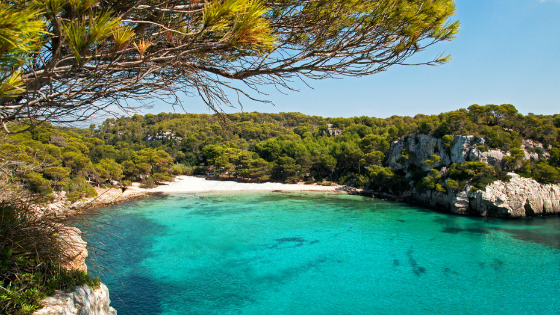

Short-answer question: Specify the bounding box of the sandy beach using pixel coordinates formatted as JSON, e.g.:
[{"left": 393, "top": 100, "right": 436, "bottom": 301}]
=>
[
  {"left": 54, "top": 176, "right": 350, "bottom": 217},
  {"left": 129, "top": 176, "right": 349, "bottom": 195}
]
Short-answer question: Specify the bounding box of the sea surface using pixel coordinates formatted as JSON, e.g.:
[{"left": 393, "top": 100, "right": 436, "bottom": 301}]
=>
[{"left": 75, "top": 193, "right": 560, "bottom": 315}]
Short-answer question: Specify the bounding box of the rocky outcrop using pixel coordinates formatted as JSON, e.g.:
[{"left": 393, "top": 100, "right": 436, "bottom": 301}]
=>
[
  {"left": 469, "top": 173, "right": 560, "bottom": 217},
  {"left": 30, "top": 189, "right": 128, "bottom": 314},
  {"left": 34, "top": 283, "right": 116, "bottom": 315},
  {"left": 58, "top": 226, "right": 88, "bottom": 273},
  {"left": 322, "top": 124, "right": 344, "bottom": 137},
  {"left": 386, "top": 134, "right": 546, "bottom": 171},
  {"left": 404, "top": 173, "right": 560, "bottom": 218},
  {"left": 381, "top": 134, "right": 559, "bottom": 217}
]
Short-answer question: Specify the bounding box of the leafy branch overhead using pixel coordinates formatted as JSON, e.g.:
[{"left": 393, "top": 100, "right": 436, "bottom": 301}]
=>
[{"left": 0, "top": 0, "right": 459, "bottom": 131}]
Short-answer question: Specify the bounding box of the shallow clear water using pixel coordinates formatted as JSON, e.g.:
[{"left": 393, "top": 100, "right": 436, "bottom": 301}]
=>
[{"left": 76, "top": 193, "right": 560, "bottom": 315}]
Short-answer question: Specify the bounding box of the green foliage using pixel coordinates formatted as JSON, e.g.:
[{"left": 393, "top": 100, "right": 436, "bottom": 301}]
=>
[
  {"left": 66, "top": 176, "right": 97, "bottom": 202},
  {"left": 449, "top": 162, "right": 510, "bottom": 192},
  {"left": 0, "top": 200, "right": 99, "bottom": 314},
  {"left": 23, "top": 172, "right": 53, "bottom": 196},
  {"left": 366, "top": 165, "right": 408, "bottom": 192},
  {"left": 554, "top": 116, "right": 560, "bottom": 128},
  {"left": 397, "top": 149, "right": 414, "bottom": 164},
  {"left": 62, "top": 11, "right": 124, "bottom": 63},
  {"left": 3, "top": 106, "right": 559, "bottom": 193},
  {"left": 442, "top": 135, "right": 454, "bottom": 147},
  {"left": 476, "top": 145, "right": 487, "bottom": 152},
  {"left": 503, "top": 148, "right": 525, "bottom": 171},
  {"left": 93, "top": 158, "right": 123, "bottom": 183},
  {"left": 446, "top": 179, "right": 459, "bottom": 190},
  {"left": 523, "top": 162, "right": 560, "bottom": 184},
  {"left": 0, "top": 2, "right": 46, "bottom": 97},
  {"left": 423, "top": 154, "right": 441, "bottom": 166},
  {"left": 549, "top": 148, "right": 560, "bottom": 168}
]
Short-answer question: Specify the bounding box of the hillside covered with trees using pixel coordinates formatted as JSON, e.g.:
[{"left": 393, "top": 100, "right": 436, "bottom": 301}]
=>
[{"left": 2, "top": 104, "right": 559, "bottom": 203}]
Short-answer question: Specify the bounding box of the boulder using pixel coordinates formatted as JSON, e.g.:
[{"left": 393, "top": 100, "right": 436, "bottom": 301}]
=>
[
  {"left": 34, "top": 283, "right": 116, "bottom": 315},
  {"left": 58, "top": 226, "right": 88, "bottom": 273}
]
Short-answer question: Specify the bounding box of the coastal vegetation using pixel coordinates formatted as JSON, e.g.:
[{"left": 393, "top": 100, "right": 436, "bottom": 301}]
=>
[
  {"left": 1, "top": 104, "right": 558, "bottom": 203},
  {"left": 0, "top": 198, "right": 99, "bottom": 314}
]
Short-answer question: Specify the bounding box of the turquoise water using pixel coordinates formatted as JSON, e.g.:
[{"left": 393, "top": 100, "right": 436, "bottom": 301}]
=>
[{"left": 76, "top": 193, "right": 560, "bottom": 315}]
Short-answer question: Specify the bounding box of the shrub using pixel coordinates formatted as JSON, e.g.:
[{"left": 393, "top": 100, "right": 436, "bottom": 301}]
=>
[
  {"left": 139, "top": 178, "right": 157, "bottom": 188},
  {"left": 446, "top": 179, "right": 459, "bottom": 190},
  {"left": 354, "top": 175, "right": 369, "bottom": 188},
  {"left": 442, "top": 135, "right": 454, "bottom": 147},
  {"left": 171, "top": 164, "right": 193, "bottom": 175},
  {"left": 151, "top": 172, "right": 172, "bottom": 182},
  {"left": 530, "top": 162, "right": 560, "bottom": 184},
  {"left": 66, "top": 177, "right": 97, "bottom": 202},
  {"left": 23, "top": 172, "right": 53, "bottom": 197},
  {"left": 0, "top": 200, "right": 99, "bottom": 314},
  {"left": 423, "top": 154, "right": 441, "bottom": 166},
  {"left": 366, "top": 166, "right": 408, "bottom": 192},
  {"left": 449, "top": 162, "right": 509, "bottom": 192}
]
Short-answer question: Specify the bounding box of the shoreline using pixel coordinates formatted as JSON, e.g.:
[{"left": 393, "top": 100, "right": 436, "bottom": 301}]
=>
[
  {"left": 144, "top": 175, "right": 350, "bottom": 194},
  {"left": 57, "top": 176, "right": 352, "bottom": 218}
]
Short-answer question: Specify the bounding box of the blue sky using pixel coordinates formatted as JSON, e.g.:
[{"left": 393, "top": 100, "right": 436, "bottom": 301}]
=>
[{"left": 147, "top": 0, "right": 560, "bottom": 118}]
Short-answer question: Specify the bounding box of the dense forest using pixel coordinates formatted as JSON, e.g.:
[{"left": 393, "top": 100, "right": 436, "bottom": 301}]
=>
[{"left": 1, "top": 104, "right": 559, "bottom": 202}]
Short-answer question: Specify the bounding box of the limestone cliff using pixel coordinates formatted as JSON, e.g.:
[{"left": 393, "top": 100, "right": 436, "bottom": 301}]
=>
[
  {"left": 386, "top": 134, "right": 548, "bottom": 172},
  {"left": 408, "top": 173, "right": 560, "bottom": 218},
  {"left": 34, "top": 283, "right": 116, "bottom": 315},
  {"left": 379, "top": 134, "right": 559, "bottom": 218}
]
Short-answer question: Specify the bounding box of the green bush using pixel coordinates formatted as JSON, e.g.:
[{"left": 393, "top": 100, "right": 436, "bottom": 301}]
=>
[
  {"left": 446, "top": 179, "right": 459, "bottom": 190},
  {"left": 476, "top": 145, "right": 488, "bottom": 152},
  {"left": 171, "top": 164, "right": 193, "bottom": 175},
  {"left": 448, "top": 162, "right": 509, "bottom": 192},
  {"left": 139, "top": 178, "right": 157, "bottom": 188},
  {"left": 0, "top": 201, "right": 99, "bottom": 315},
  {"left": 366, "top": 166, "right": 408, "bottom": 192},
  {"left": 66, "top": 176, "right": 97, "bottom": 202},
  {"left": 23, "top": 172, "right": 53, "bottom": 198},
  {"left": 423, "top": 154, "right": 441, "bottom": 166},
  {"left": 442, "top": 135, "right": 454, "bottom": 147},
  {"left": 530, "top": 162, "right": 560, "bottom": 184},
  {"left": 435, "top": 183, "right": 446, "bottom": 193}
]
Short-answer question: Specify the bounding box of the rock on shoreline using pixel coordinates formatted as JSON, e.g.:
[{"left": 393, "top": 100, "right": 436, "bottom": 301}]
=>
[
  {"left": 405, "top": 173, "right": 560, "bottom": 217},
  {"left": 372, "top": 134, "right": 560, "bottom": 218},
  {"left": 34, "top": 283, "right": 116, "bottom": 315},
  {"left": 32, "top": 187, "right": 148, "bottom": 315}
]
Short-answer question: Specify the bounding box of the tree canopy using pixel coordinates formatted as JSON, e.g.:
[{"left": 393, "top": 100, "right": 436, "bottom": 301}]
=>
[{"left": 0, "top": 0, "right": 459, "bottom": 132}]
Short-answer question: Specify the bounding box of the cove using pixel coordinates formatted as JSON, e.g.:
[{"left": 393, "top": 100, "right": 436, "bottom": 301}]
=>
[{"left": 75, "top": 193, "right": 560, "bottom": 315}]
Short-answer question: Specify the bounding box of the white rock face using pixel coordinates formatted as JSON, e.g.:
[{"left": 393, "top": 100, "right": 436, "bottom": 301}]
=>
[
  {"left": 387, "top": 134, "right": 545, "bottom": 171},
  {"left": 469, "top": 173, "right": 560, "bottom": 217},
  {"left": 409, "top": 173, "right": 560, "bottom": 218},
  {"left": 34, "top": 283, "right": 116, "bottom": 315},
  {"left": 384, "top": 134, "right": 559, "bottom": 217}
]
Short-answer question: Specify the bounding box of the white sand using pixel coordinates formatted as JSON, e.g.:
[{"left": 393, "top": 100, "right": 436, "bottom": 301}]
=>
[{"left": 136, "top": 176, "right": 348, "bottom": 194}]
